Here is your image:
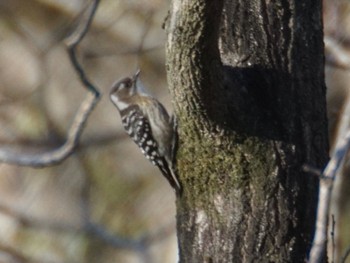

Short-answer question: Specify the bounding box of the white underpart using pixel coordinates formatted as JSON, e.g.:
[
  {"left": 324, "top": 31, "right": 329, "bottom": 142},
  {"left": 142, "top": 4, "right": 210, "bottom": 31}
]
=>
[{"left": 110, "top": 93, "right": 129, "bottom": 111}]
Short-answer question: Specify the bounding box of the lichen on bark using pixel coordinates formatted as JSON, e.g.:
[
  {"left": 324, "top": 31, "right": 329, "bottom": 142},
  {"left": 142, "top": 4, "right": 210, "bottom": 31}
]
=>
[{"left": 166, "top": 0, "right": 328, "bottom": 262}]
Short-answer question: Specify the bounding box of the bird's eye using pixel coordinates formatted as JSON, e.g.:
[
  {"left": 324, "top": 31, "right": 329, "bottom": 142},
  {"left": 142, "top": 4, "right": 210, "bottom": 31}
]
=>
[
  {"left": 110, "top": 78, "right": 133, "bottom": 96},
  {"left": 121, "top": 80, "right": 132, "bottom": 89}
]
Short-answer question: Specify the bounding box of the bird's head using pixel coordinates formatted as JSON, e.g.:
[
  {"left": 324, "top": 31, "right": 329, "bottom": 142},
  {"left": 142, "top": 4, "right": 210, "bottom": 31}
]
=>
[{"left": 110, "top": 70, "right": 141, "bottom": 110}]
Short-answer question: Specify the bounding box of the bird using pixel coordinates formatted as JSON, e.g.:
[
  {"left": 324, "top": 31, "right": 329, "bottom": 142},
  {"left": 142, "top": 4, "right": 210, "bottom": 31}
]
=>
[{"left": 109, "top": 70, "right": 181, "bottom": 193}]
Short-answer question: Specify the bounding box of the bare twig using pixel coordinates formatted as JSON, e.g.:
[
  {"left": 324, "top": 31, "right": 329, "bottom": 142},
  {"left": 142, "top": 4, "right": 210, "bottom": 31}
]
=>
[
  {"left": 0, "top": 131, "right": 127, "bottom": 151},
  {"left": 0, "top": 243, "right": 60, "bottom": 263},
  {"left": 330, "top": 90, "right": 350, "bottom": 263},
  {"left": 84, "top": 44, "right": 164, "bottom": 59},
  {"left": 65, "top": 0, "right": 101, "bottom": 96},
  {"left": 85, "top": 222, "right": 146, "bottom": 250},
  {"left": 330, "top": 215, "right": 335, "bottom": 263},
  {"left": 0, "top": 93, "right": 98, "bottom": 167},
  {"left": 309, "top": 85, "right": 350, "bottom": 263},
  {"left": 0, "top": 200, "right": 175, "bottom": 253},
  {"left": 325, "top": 36, "right": 350, "bottom": 70},
  {"left": 0, "top": 243, "right": 31, "bottom": 263},
  {"left": 0, "top": 202, "right": 137, "bottom": 250},
  {"left": 0, "top": 0, "right": 101, "bottom": 167},
  {"left": 341, "top": 244, "right": 350, "bottom": 263},
  {"left": 309, "top": 130, "right": 350, "bottom": 263}
]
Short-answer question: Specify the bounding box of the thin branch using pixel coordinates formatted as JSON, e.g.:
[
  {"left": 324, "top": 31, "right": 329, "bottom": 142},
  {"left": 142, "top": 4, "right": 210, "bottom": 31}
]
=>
[
  {"left": 325, "top": 36, "right": 350, "bottom": 70},
  {"left": 341, "top": 244, "right": 350, "bottom": 263},
  {"left": 0, "top": 242, "right": 65, "bottom": 263},
  {"left": 330, "top": 215, "right": 335, "bottom": 263},
  {"left": 0, "top": 202, "right": 138, "bottom": 250},
  {"left": 0, "top": 93, "right": 98, "bottom": 167},
  {"left": 308, "top": 81, "right": 350, "bottom": 263},
  {"left": 140, "top": 220, "right": 177, "bottom": 247},
  {"left": 0, "top": 203, "right": 81, "bottom": 232},
  {"left": 84, "top": 44, "right": 164, "bottom": 59},
  {"left": 0, "top": 243, "right": 31, "bottom": 263},
  {"left": 0, "top": 201, "right": 174, "bottom": 253},
  {"left": 65, "top": 0, "right": 101, "bottom": 96},
  {"left": 330, "top": 89, "right": 350, "bottom": 263},
  {"left": 85, "top": 222, "right": 146, "bottom": 251},
  {"left": 0, "top": 131, "right": 127, "bottom": 150},
  {"left": 0, "top": 0, "right": 101, "bottom": 167},
  {"left": 308, "top": 130, "right": 350, "bottom": 263},
  {"left": 75, "top": 152, "right": 157, "bottom": 263}
]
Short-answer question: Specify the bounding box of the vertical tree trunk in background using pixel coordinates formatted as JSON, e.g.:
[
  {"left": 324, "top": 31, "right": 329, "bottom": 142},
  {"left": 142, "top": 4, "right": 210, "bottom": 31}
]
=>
[{"left": 165, "top": 0, "right": 328, "bottom": 262}]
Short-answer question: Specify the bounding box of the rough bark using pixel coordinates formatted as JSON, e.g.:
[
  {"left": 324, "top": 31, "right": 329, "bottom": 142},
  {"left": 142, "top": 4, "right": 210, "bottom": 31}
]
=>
[{"left": 165, "top": 0, "right": 328, "bottom": 262}]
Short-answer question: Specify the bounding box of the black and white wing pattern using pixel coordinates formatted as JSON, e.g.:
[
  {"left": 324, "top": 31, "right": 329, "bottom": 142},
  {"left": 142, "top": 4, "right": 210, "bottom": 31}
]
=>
[{"left": 120, "top": 105, "right": 181, "bottom": 191}]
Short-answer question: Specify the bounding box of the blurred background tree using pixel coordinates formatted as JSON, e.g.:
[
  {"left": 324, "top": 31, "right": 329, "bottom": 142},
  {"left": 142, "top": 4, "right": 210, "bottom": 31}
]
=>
[
  {"left": 0, "top": 0, "right": 350, "bottom": 262},
  {"left": 0, "top": 0, "right": 178, "bottom": 262}
]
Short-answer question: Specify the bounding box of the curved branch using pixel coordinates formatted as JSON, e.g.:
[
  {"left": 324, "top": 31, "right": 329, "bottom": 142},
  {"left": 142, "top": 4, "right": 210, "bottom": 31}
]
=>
[
  {"left": 65, "top": 0, "right": 101, "bottom": 96},
  {"left": 0, "top": 93, "right": 98, "bottom": 167},
  {"left": 0, "top": 0, "right": 101, "bottom": 167}
]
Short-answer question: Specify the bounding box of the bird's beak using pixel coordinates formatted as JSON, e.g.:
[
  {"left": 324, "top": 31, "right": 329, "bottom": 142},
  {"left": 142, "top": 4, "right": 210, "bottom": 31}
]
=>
[{"left": 132, "top": 69, "right": 141, "bottom": 83}]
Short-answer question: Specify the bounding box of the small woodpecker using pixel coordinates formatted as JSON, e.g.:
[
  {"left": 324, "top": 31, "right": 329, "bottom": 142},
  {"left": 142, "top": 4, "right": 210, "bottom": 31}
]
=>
[{"left": 109, "top": 70, "right": 181, "bottom": 193}]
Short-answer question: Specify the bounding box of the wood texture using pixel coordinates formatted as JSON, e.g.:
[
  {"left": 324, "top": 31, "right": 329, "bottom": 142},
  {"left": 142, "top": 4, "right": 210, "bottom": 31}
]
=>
[{"left": 166, "top": 0, "right": 328, "bottom": 262}]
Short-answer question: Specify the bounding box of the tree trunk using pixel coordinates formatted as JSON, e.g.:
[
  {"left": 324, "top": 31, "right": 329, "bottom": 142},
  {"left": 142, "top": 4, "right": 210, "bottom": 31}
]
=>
[{"left": 165, "top": 0, "right": 328, "bottom": 262}]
